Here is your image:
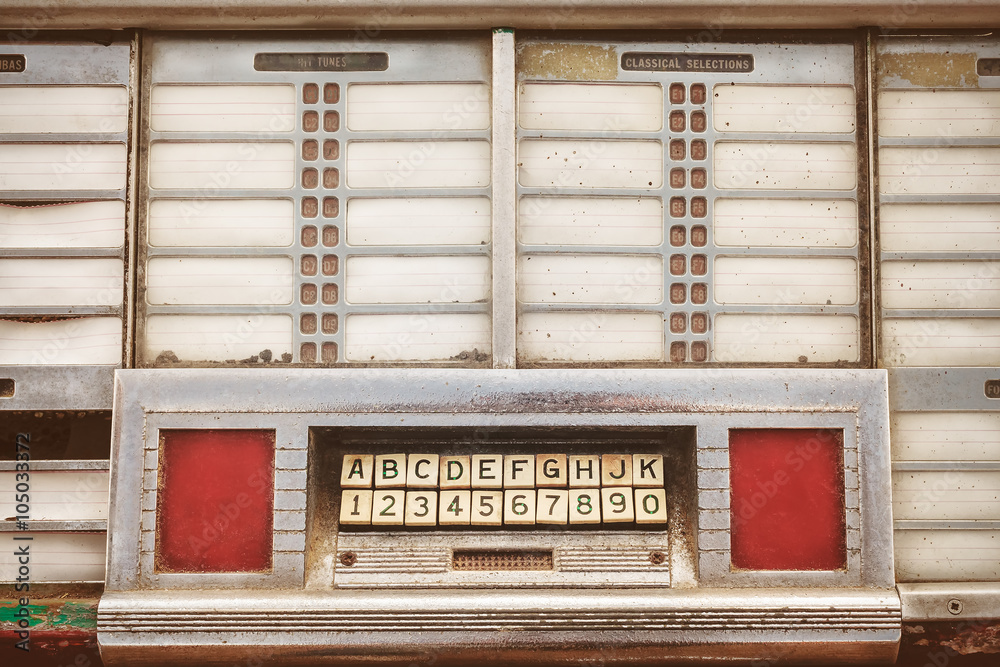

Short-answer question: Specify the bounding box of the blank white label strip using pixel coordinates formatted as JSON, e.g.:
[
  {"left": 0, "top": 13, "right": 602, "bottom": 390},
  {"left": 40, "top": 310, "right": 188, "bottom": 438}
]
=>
[
  {"left": 0, "top": 86, "right": 128, "bottom": 134},
  {"left": 518, "top": 140, "right": 662, "bottom": 189},
  {"left": 148, "top": 199, "right": 294, "bottom": 247},
  {"left": 143, "top": 314, "right": 293, "bottom": 362},
  {"left": 881, "top": 203, "right": 1000, "bottom": 252},
  {"left": 518, "top": 312, "right": 663, "bottom": 362},
  {"left": 517, "top": 254, "right": 663, "bottom": 305},
  {"left": 880, "top": 147, "right": 1000, "bottom": 195},
  {"left": 714, "top": 313, "right": 860, "bottom": 363},
  {"left": 145, "top": 257, "right": 294, "bottom": 306},
  {"left": 713, "top": 85, "right": 856, "bottom": 134},
  {"left": 881, "top": 261, "right": 1000, "bottom": 310},
  {"left": 895, "top": 529, "right": 1000, "bottom": 582},
  {"left": 713, "top": 198, "right": 857, "bottom": 248},
  {"left": 0, "top": 471, "right": 109, "bottom": 521},
  {"left": 714, "top": 256, "right": 858, "bottom": 306},
  {"left": 714, "top": 142, "right": 857, "bottom": 190},
  {"left": 879, "top": 89, "right": 1000, "bottom": 138},
  {"left": 345, "top": 313, "right": 491, "bottom": 362},
  {"left": 150, "top": 84, "right": 296, "bottom": 133},
  {"left": 893, "top": 471, "right": 1000, "bottom": 521},
  {"left": 882, "top": 318, "right": 1000, "bottom": 366},
  {"left": 0, "top": 533, "right": 106, "bottom": 583},
  {"left": 346, "top": 83, "right": 490, "bottom": 131},
  {"left": 346, "top": 197, "right": 490, "bottom": 246},
  {"left": 347, "top": 141, "right": 491, "bottom": 189},
  {"left": 0, "top": 201, "right": 125, "bottom": 248},
  {"left": 149, "top": 142, "right": 295, "bottom": 190},
  {"left": 519, "top": 197, "right": 663, "bottom": 246},
  {"left": 891, "top": 412, "right": 1000, "bottom": 462},
  {"left": 0, "top": 258, "right": 123, "bottom": 307},
  {"left": 345, "top": 256, "right": 490, "bottom": 304},
  {"left": 518, "top": 83, "right": 662, "bottom": 132},
  {"left": 0, "top": 143, "right": 127, "bottom": 191},
  {"left": 0, "top": 318, "right": 122, "bottom": 365}
]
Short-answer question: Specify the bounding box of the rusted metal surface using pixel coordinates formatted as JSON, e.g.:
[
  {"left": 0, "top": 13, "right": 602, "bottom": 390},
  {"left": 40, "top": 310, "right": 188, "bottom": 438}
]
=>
[{"left": 0, "top": 590, "right": 102, "bottom": 666}]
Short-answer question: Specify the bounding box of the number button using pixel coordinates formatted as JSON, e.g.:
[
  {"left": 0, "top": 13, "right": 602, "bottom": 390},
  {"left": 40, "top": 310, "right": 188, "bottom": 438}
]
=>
[
  {"left": 504, "top": 490, "right": 536, "bottom": 525},
  {"left": 471, "top": 490, "right": 504, "bottom": 526},
  {"left": 339, "top": 489, "right": 373, "bottom": 525},
  {"left": 569, "top": 489, "right": 601, "bottom": 524},
  {"left": 601, "top": 487, "right": 635, "bottom": 523},
  {"left": 372, "top": 490, "right": 405, "bottom": 526},
  {"left": 439, "top": 490, "right": 472, "bottom": 525},
  {"left": 536, "top": 490, "right": 569, "bottom": 525},
  {"left": 635, "top": 488, "right": 668, "bottom": 524},
  {"left": 404, "top": 491, "right": 438, "bottom": 526}
]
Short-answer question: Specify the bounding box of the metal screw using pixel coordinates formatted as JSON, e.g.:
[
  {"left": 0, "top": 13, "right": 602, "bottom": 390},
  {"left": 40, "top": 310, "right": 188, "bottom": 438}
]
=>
[
  {"left": 340, "top": 551, "right": 357, "bottom": 567},
  {"left": 649, "top": 551, "right": 667, "bottom": 565},
  {"left": 948, "top": 599, "right": 963, "bottom": 615}
]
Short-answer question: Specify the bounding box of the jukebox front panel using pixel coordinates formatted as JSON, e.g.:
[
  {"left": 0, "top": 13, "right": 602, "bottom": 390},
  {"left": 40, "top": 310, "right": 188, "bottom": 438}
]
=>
[{"left": 100, "top": 368, "right": 899, "bottom": 665}]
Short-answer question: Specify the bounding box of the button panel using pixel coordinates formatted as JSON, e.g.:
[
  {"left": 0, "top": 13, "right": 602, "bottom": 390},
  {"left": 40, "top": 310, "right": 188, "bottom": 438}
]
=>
[{"left": 339, "top": 453, "right": 667, "bottom": 527}]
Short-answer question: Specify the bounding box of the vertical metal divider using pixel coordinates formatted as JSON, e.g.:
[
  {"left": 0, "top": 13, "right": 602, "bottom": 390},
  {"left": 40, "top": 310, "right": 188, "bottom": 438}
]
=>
[
  {"left": 491, "top": 28, "right": 517, "bottom": 369},
  {"left": 124, "top": 30, "right": 142, "bottom": 369},
  {"left": 866, "top": 28, "right": 881, "bottom": 369}
]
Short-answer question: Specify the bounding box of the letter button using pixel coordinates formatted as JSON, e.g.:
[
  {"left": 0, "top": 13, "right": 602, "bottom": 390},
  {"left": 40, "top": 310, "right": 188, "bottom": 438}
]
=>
[
  {"left": 504, "top": 455, "right": 535, "bottom": 489},
  {"left": 601, "top": 454, "right": 632, "bottom": 487},
  {"left": 406, "top": 454, "right": 439, "bottom": 488},
  {"left": 374, "top": 453, "right": 407, "bottom": 488},
  {"left": 440, "top": 455, "right": 471, "bottom": 489},
  {"left": 340, "top": 454, "right": 373, "bottom": 488},
  {"left": 535, "top": 454, "right": 567, "bottom": 487},
  {"left": 569, "top": 455, "right": 600, "bottom": 488},
  {"left": 633, "top": 454, "right": 665, "bottom": 487},
  {"left": 472, "top": 454, "right": 503, "bottom": 488}
]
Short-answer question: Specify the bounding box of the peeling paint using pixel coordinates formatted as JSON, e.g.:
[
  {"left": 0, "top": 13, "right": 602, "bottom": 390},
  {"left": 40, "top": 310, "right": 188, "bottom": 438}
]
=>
[
  {"left": 516, "top": 43, "right": 618, "bottom": 81},
  {"left": 878, "top": 52, "right": 979, "bottom": 88}
]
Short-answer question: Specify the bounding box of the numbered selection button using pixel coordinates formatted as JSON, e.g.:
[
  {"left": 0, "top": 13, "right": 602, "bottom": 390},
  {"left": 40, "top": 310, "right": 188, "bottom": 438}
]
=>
[
  {"left": 405, "top": 491, "right": 438, "bottom": 526},
  {"left": 601, "top": 487, "right": 635, "bottom": 523},
  {"left": 339, "top": 489, "right": 373, "bottom": 525},
  {"left": 504, "top": 490, "right": 536, "bottom": 525},
  {"left": 568, "top": 489, "right": 601, "bottom": 524},
  {"left": 372, "top": 490, "right": 406, "bottom": 526},
  {"left": 439, "top": 490, "right": 472, "bottom": 525},
  {"left": 471, "top": 490, "right": 504, "bottom": 525},
  {"left": 634, "top": 488, "right": 668, "bottom": 524},
  {"left": 536, "top": 489, "right": 569, "bottom": 525}
]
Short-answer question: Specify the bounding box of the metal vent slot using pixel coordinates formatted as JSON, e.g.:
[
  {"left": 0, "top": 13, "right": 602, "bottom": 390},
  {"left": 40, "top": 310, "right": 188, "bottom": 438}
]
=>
[{"left": 452, "top": 549, "right": 553, "bottom": 571}]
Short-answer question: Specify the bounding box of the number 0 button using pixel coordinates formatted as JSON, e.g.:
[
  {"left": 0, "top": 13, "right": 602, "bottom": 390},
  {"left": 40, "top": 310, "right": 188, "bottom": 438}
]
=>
[{"left": 634, "top": 488, "right": 668, "bottom": 524}]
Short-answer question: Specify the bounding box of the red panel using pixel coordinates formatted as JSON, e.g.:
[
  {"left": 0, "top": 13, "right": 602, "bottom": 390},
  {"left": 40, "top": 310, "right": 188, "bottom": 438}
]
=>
[
  {"left": 156, "top": 429, "right": 275, "bottom": 573},
  {"left": 729, "top": 428, "right": 846, "bottom": 571}
]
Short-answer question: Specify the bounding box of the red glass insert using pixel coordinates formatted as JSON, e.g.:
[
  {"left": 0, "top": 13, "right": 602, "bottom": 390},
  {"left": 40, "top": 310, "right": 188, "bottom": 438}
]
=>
[
  {"left": 156, "top": 429, "right": 275, "bottom": 573},
  {"left": 729, "top": 428, "right": 846, "bottom": 571}
]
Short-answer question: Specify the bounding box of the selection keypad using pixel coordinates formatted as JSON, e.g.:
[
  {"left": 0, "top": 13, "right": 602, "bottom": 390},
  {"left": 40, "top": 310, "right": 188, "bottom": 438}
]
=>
[{"left": 339, "top": 453, "right": 668, "bottom": 527}]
